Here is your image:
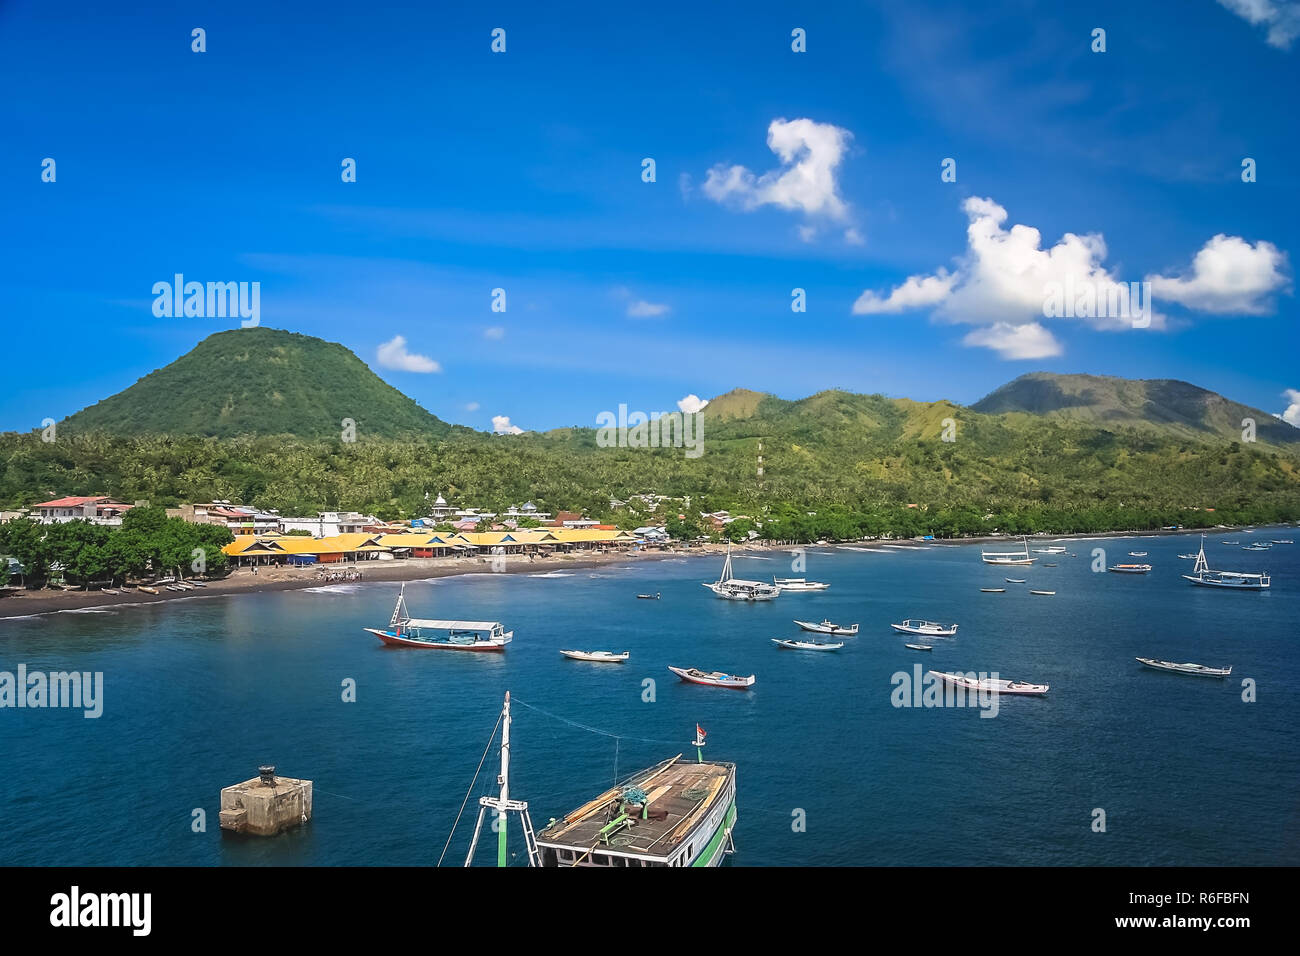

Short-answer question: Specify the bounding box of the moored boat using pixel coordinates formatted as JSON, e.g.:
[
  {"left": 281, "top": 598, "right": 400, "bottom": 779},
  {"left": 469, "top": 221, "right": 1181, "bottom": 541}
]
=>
[
  {"left": 771, "top": 638, "right": 843, "bottom": 651},
  {"left": 668, "top": 666, "right": 755, "bottom": 689},
  {"left": 793, "top": 619, "right": 859, "bottom": 635},
  {"left": 1004, "top": 578, "right": 1027, "bottom": 583},
  {"left": 929, "top": 670, "right": 1049, "bottom": 695},
  {"left": 891, "top": 619, "right": 958, "bottom": 637},
  {"left": 1136, "top": 657, "right": 1231, "bottom": 678},
  {"left": 636, "top": 592, "right": 660, "bottom": 600},
  {"left": 1029, "top": 589, "right": 1055, "bottom": 595},
  {"left": 980, "top": 587, "right": 1005, "bottom": 592},
  {"left": 363, "top": 584, "right": 512, "bottom": 650},
  {"left": 560, "top": 649, "right": 629, "bottom": 662},
  {"left": 1128, "top": 551, "right": 1148, "bottom": 557},
  {"left": 981, "top": 536, "right": 1036, "bottom": 566},
  {"left": 703, "top": 542, "right": 780, "bottom": 601},
  {"left": 903, "top": 643, "right": 933, "bottom": 651},
  {"left": 773, "top": 577, "right": 830, "bottom": 591},
  {"left": 1108, "top": 564, "right": 1152, "bottom": 574},
  {"left": 1182, "top": 535, "right": 1271, "bottom": 590}
]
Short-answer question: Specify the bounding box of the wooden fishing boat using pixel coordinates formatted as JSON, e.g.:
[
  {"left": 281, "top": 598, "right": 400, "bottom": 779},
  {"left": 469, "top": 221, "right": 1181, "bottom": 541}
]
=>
[
  {"left": 1177, "top": 553, "right": 1198, "bottom": 559},
  {"left": 980, "top": 587, "right": 1005, "bottom": 593},
  {"left": 929, "top": 670, "right": 1049, "bottom": 695},
  {"left": 560, "top": 649, "right": 629, "bottom": 662},
  {"left": 363, "top": 585, "right": 512, "bottom": 651},
  {"left": 1108, "top": 564, "right": 1152, "bottom": 574},
  {"left": 891, "top": 619, "right": 958, "bottom": 637},
  {"left": 1004, "top": 578, "right": 1027, "bottom": 583},
  {"left": 773, "top": 577, "right": 830, "bottom": 591},
  {"left": 1242, "top": 543, "right": 1271, "bottom": 552},
  {"left": 1183, "top": 535, "right": 1271, "bottom": 590},
  {"left": 636, "top": 593, "right": 660, "bottom": 600},
  {"left": 1271, "top": 539, "right": 1293, "bottom": 544},
  {"left": 1220, "top": 540, "right": 1240, "bottom": 545},
  {"left": 981, "top": 536, "right": 1036, "bottom": 566},
  {"left": 1136, "top": 657, "right": 1231, "bottom": 678},
  {"left": 1043, "top": 562, "right": 1058, "bottom": 567},
  {"left": 793, "top": 619, "right": 859, "bottom": 635},
  {"left": 1032, "top": 546, "right": 1067, "bottom": 554},
  {"left": 904, "top": 643, "right": 933, "bottom": 651},
  {"left": 138, "top": 586, "right": 158, "bottom": 595},
  {"left": 667, "top": 666, "right": 754, "bottom": 689},
  {"left": 1128, "top": 551, "right": 1148, "bottom": 557},
  {"left": 1029, "top": 589, "right": 1055, "bottom": 595},
  {"left": 771, "top": 638, "right": 843, "bottom": 651},
  {"left": 703, "top": 541, "right": 780, "bottom": 601}
]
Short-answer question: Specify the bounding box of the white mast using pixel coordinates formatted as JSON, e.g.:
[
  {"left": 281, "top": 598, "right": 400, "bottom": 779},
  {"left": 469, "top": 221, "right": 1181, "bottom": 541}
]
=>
[
  {"left": 719, "top": 539, "right": 733, "bottom": 584},
  {"left": 464, "top": 691, "right": 540, "bottom": 867},
  {"left": 1193, "top": 534, "right": 1209, "bottom": 576}
]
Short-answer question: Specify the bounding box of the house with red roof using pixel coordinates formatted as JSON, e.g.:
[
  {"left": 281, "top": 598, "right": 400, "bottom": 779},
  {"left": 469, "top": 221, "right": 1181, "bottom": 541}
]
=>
[{"left": 31, "top": 496, "right": 136, "bottom": 526}]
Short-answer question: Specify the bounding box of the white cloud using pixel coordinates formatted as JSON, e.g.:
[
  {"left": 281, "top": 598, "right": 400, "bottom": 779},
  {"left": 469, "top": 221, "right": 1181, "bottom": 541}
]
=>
[
  {"left": 627, "top": 299, "right": 670, "bottom": 318},
  {"left": 464, "top": 401, "right": 480, "bottom": 412},
  {"left": 853, "top": 198, "right": 1145, "bottom": 331},
  {"left": 844, "top": 227, "right": 865, "bottom": 246},
  {"left": 492, "top": 415, "right": 524, "bottom": 435},
  {"left": 853, "top": 269, "right": 957, "bottom": 314},
  {"left": 961, "top": 322, "right": 1063, "bottom": 360},
  {"left": 1280, "top": 389, "right": 1300, "bottom": 426},
  {"left": 376, "top": 335, "right": 440, "bottom": 373},
  {"left": 1147, "top": 234, "right": 1290, "bottom": 314},
  {"left": 1217, "top": 0, "right": 1300, "bottom": 49},
  {"left": 484, "top": 326, "right": 505, "bottom": 340},
  {"left": 703, "top": 118, "right": 853, "bottom": 221},
  {"left": 677, "top": 394, "right": 710, "bottom": 414}
]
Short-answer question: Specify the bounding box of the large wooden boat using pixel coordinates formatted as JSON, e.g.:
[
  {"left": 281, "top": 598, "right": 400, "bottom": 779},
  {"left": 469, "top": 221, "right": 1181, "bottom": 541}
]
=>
[
  {"left": 981, "top": 536, "right": 1036, "bottom": 566},
  {"left": 793, "top": 619, "right": 858, "bottom": 635},
  {"left": 891, "top": 619, "right": 958, "bottom": 637},
  {"left": 667, "top": 666, "right": 755, "bottom": 689},
  {"left": 363, "top": 585, "right": 512, "bottom": 650},
  {"left": 1182, "top": 535, "right": 1271, "bottom": 590},
  {"left": 702, "top": 541, "right": 780, "bottom": 601},
  {"left": 929, "top": 670, "right": 1049, "bottom": 695}
]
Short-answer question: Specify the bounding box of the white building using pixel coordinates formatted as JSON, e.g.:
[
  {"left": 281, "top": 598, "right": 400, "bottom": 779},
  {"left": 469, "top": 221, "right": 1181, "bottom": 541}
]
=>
[{"left": 279, "top": 511, "right": 379, "bottom": 538}]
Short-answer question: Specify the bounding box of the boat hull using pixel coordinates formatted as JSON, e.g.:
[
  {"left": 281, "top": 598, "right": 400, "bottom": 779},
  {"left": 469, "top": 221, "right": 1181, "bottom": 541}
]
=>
[
  {"left": 364, "top": 627, "right": 508, "bottom": 650},
  {"left": 1181, "top": 575, "right": 1269, "bottom": 590}
]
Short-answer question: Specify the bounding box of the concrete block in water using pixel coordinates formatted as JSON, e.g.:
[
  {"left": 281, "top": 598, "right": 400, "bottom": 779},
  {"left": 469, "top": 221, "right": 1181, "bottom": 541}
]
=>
[{"left": 219, "top": 767, "right": 312, "bottom": 836}]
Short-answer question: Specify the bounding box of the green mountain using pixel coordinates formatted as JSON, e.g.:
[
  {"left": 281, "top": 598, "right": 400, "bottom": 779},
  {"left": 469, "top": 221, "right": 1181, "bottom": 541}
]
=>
[
  {"left": 971, "top": 372, "right": 1300, "bottom": 446},
  {"left": 61, "top": 328, "right": 456, "bottom": 440}
]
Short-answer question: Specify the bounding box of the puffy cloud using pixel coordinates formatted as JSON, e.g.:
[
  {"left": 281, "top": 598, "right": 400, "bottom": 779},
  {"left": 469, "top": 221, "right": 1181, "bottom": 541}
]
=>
[
  {"left": 703, "top": 118, "right": 853, "bottom": 221},
  {"left": 491, "top": 415, "right": 524, "bottom": 435},
  {"left": 853, "top": 269, "right": 957, "bottom": 314},
  {"left": 961, "top": 322, "right": 1063, "bottom": 360},
  {"left": 1280, "top": 389, "right": 1300, "bottom": 427},
  {"left": 677, "top": 394, "right": 709, "bottom": 414},
  {"left": 1216, "top": 0, "right": 1300, "bottom": 49},
  {"left": 1147, "top": 234, "right": 1290, "bottom": 314},
  {"left": 627, "top": 299, "right": 670, "bottom": 318},
  {"left": 376, "top": 335, "right": 440, "bottom": 373},
  {"left": 483, "top": 326, "right": 505, "bottom": 340},
  {"left": 853, "top": 198, "right": 1145, "bottom": 331}
]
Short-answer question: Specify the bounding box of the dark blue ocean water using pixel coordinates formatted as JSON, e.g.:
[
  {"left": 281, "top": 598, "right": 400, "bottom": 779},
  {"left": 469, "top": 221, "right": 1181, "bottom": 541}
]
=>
[{"left": 3, "top": 531, "right": 1298, "bottom": 866}]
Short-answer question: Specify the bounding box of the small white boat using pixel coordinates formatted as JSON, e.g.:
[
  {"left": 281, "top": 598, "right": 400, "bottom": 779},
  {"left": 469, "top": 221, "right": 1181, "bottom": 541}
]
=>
[
  {"left": 904, "top": 643, "right": 933, "bottom": 652},
  {"left": 1177, "top": 553, "right": 1198, "bottom": 559},
  {"left": 980, "top": 587, "right": 1005, "bottom": 593},
  {"left": 636, "top": 593, "right": 660, "bottom": 600},
  {"left": 189, "top": 580, "right": 207, "bottom": 587},
  {"left": 1029, "top": 589, "right": 1055, "bottom": 595},
  {"left": 560, "top": 649, "right": 629, "bottom": 662},
  {"left": 1128, "top": 551, "right": 1148, "bottom": 557},
  {"left": 1242, "top": 543, "right": 1271, "bottom": 552},
  {"left": 1032, "top": 546, "right": 1067, "bottom": 554},
  {"left": 929, "top": 670, "right": 1049, "bottom": 695},
  {"left": 1271, "top": 539, "right": 1293, "bottom": 544},
  {"left": 101, "top": 588, "right": 118, "bottom": 595},
  {"left": 1220, "top": 540, "right": 1240, "bottom": 545},
  {"left": 1136, "top": 658, "right": 1231, "bottom": 678},
  {"left": 891, "top": 619, "right": 958, "bottom": 637},
  {"left": 981, "top": 536, "right": 1036, "bottom": 566},
  {"left": 773, "top": 577, "right": 830, "bottom": 591},
  {"left": 771, "top": 638, "right": 843, "bottom": 652},
  {"left": 1108, "top": 564, "right": 1152, "bottom": 574},
  {"left": 1004, "top": 578, "right": 1026, "bottom": 584},
  {"left": 668, "top": 666, "right": 755, "bottom": 689},
  {"left": 794, "top": 619, "right": 859, "bottom": 636}
]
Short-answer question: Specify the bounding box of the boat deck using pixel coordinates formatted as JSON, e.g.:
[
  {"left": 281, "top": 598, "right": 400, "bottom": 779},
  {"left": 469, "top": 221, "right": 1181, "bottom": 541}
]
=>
[{"left": 537, "top": 757, "right": 734, "bottom": 858}]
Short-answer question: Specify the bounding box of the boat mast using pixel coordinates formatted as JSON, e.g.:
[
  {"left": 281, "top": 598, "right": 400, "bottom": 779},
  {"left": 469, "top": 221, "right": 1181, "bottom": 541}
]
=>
[
  {"left": 719, "top": 539, "right": 733, "bottom": 583},
  {"left": 498, "top": 691, "right": 511, "bottom": 867},
  {"left": 463, "top": 691, "right": 540, "bottom": 867},
  {"left": 390, "top": 583, "right": 408, "bottom": 628},
  {"left": 1193, "top": 534, "right": 1209, "bottom": 576}
]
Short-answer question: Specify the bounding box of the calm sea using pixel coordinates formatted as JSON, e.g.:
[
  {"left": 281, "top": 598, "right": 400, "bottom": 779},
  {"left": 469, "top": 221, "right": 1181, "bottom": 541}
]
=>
[{"left": 2, "top": 531, "right": 1298, "bottom": 866}]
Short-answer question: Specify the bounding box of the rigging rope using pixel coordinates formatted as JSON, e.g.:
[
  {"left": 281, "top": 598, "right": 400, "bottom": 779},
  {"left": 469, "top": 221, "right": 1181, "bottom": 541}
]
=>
[
  {"left": 511, "top": 696, "right": 685, "bottom": 746},
  {"left": 436, "top": 709, "right": 504, "bottom": 868}
]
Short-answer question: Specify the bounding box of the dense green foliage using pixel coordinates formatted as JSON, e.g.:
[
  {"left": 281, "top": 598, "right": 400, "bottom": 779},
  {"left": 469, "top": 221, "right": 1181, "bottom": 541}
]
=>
[
  {"left": 60, "top": 328, "right": 460, "bottom": 441},
  {"left": 0, "top": 506, "right": 232, "bottom": 587},
  {"left": 3, "top": 333, "right": 1298, "bottom": 548}
]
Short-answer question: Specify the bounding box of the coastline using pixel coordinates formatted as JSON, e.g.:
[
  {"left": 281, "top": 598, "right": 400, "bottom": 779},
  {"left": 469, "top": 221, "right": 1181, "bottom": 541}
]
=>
[{"left": 0, "top": 524, "right": 1270, "bottom": 621}]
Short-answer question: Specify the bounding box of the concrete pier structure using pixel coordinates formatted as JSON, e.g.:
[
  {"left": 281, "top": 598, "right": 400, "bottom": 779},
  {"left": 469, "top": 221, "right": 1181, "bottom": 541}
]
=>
[{"left": 219, "top": 766, "right": 312, "bottom": 836}]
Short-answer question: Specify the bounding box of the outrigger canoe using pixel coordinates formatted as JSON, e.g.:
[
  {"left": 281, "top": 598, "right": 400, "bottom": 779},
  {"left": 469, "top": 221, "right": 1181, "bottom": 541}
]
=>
[
  {"left": 560, "top": 649, "right": 629, "bottom": 662},
  {"left": 667, "top": 666, "right": 754, "bottom": 689},
  {"left": 929, "top": 670, "right": 1049, "bottom": 695},
  {"left": 1136, "top": 658, "right": 1231, "bottom": 678},
  {"left": 771, "top": 638, "right": 843, "bottom": 652}
]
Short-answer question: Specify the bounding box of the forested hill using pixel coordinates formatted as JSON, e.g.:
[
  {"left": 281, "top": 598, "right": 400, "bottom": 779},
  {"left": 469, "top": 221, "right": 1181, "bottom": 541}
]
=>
[{"left": 60, "top": 328, "right": 458, "bottom": 441}]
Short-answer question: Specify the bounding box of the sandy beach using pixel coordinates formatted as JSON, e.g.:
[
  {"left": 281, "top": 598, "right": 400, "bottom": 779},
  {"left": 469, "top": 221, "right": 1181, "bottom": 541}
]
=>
[{"left": 0, "top": 525, "right": 1250, "bottom": 621}]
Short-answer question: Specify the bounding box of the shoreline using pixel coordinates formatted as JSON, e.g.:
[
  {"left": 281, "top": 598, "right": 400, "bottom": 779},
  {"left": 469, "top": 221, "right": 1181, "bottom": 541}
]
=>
[{"left": 0, "top": 524, "right": 1279, "bottom": 621}]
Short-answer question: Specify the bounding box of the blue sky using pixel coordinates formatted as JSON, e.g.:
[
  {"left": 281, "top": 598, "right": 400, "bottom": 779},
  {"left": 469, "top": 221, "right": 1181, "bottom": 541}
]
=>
[{"left": 2, "top": 0, "right": 1298, "bottom": 434}]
